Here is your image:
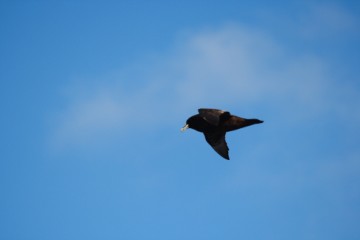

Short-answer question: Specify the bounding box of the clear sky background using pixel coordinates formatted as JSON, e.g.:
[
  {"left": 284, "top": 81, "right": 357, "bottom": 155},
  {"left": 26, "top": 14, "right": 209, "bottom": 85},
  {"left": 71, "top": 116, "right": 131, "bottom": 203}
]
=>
[{"left": 1, "top": 1, "right": 360, "bottom": 239}]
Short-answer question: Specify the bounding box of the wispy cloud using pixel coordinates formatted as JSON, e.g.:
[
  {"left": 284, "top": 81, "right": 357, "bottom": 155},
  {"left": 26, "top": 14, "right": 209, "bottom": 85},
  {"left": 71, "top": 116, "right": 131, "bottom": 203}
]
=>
[{"left": 49, "top": 7, "right": 359, "bottom": 149}]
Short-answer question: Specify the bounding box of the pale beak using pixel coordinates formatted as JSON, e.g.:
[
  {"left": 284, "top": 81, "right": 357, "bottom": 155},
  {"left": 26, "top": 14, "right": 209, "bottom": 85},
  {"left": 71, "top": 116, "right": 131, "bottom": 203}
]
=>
[{"left": 180, "top": 124, "right": 189, "bottom": 132}]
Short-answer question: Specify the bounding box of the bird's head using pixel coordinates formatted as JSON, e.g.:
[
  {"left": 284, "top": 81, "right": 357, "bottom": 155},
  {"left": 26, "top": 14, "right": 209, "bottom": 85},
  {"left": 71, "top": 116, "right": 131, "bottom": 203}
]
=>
[{"left": 180, "top": 116, "right": 201, "bottom": 132}]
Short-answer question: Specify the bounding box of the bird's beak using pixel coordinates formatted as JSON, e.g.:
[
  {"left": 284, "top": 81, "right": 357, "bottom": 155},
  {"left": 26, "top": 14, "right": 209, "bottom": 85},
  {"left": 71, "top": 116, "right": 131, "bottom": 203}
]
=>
[{"left": 180, "top": 124, "right": 189, "bottom": 132}]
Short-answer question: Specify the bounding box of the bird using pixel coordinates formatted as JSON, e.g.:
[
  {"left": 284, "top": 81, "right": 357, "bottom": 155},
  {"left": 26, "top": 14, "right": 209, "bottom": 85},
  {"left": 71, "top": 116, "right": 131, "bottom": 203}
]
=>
[{"left": 181, "top": 108, "right": 263, "bottom": 160}]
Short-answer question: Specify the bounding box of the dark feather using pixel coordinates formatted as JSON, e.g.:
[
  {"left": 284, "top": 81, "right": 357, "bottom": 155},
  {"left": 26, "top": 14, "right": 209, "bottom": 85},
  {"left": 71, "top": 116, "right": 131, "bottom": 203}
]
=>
[
  {"left": 182, "top": 108, "right": 263, "bottom": 160},
  {"left": 204, "top": 132, "right": 229, "bottom": 160},
  {"left": 198, "top": 108, "right": 230, "bottom": 126}
]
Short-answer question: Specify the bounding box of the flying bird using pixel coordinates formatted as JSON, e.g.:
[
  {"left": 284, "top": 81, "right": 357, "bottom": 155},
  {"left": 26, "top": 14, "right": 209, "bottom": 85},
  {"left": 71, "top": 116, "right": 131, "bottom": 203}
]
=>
[{"left": 181, "top": 108, "right": 263, "bottom": 160}]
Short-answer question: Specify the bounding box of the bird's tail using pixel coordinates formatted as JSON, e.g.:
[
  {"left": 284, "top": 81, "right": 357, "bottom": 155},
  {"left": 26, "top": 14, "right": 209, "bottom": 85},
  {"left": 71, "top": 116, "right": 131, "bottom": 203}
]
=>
[
  {"left": 225, "top": 117, "right": 263, "bottom": 132},
  {"left": 247, "top": 119, "right": 263, "bottom": 125}
]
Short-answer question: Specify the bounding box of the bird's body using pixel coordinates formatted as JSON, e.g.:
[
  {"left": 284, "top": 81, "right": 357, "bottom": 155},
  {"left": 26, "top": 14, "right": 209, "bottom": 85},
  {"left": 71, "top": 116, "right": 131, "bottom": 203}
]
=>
[{"left": 181, "top": 108, "right": 263, "bottom": 160}]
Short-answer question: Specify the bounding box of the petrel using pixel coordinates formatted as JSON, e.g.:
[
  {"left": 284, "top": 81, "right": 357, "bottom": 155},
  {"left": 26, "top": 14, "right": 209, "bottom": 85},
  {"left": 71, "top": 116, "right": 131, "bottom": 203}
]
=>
[{"left": 181, "top": 108, "right": 263, "bottom": 160}]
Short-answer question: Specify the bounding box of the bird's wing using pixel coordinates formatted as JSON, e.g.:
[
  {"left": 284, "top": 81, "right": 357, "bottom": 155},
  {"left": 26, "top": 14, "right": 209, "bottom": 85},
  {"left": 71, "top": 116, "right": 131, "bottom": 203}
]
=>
[
  {"left": 198, "top": 108, "right": 230, "bottom": 126},
  {"left": 204, "top": 132, "right": 229, "bottom": 160}
]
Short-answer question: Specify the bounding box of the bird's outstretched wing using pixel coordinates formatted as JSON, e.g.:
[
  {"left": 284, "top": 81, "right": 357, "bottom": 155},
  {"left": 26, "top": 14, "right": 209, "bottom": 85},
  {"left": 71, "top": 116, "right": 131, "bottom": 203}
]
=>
[
  {"left": 198, "top": 108, "right": 230, "bottom": 126},
  {"left": 204, "top": 132, "right": 229, "bottom": 160}
]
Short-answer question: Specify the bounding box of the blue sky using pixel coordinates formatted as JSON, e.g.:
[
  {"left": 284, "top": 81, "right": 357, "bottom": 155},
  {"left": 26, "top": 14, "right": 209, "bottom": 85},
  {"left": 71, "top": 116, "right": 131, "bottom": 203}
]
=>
[{"left": 1, "top": 1, "right": 360, "bottom": 239}]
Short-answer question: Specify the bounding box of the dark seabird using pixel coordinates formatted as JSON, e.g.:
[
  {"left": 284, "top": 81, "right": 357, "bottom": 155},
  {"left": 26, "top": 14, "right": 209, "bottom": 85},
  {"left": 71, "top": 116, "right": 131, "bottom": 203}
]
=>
[{"left": 181, "top": 108, "right": 263, "bottom": 160}]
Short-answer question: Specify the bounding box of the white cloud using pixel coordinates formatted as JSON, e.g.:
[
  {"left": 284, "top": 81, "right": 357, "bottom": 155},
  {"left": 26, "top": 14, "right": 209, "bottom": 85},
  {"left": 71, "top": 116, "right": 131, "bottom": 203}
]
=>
[
  {"left": 50, "top": 21, "right": 359, "bottom": 149},
  {"left": 172, "top": 26, "right": 331, "bottom": 112}
]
